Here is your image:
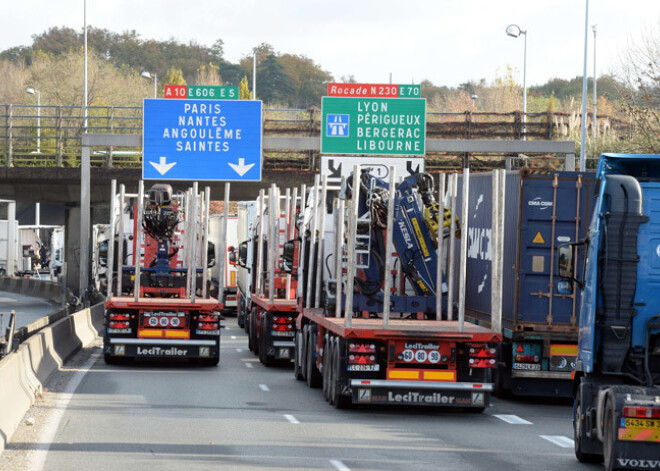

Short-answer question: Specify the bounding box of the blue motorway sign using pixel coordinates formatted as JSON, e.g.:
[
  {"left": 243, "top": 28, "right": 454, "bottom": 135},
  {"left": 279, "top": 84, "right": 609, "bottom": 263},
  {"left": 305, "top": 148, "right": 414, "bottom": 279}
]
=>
[{"left": 142, "top": 99, "right": 262, "bottom": 181}]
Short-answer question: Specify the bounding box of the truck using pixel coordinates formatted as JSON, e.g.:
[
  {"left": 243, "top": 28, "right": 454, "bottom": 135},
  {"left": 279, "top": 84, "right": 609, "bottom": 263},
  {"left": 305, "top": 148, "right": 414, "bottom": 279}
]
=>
[
  {"left": 460, "top": 169, "right": 597, "bottom": 397},
  {"left": 242, "top": 185, "right": 302, "bottom": 366},
  {"left": 235, "top": 201, "right": 257, "bottom": 330},
  {"left": 209, "top": 213, "right": 239, "bottom": 316},
  {"left": 102, "top": 181, "right": 223, "bottom": 365},
  {"left": 283, "top": 168, "right": 501, "bottom": 409},
  {"left": 0, "top": 219, "right": 20, "bottom": 276},
  {"left": 559, "top": 154, "right": 660, "bottom": 470}
]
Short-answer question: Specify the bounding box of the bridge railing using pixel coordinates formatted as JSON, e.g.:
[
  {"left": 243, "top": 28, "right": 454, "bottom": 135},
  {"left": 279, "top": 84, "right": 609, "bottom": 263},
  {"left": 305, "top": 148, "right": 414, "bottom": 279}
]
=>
[{"left": 0, "top": 104, "right": 630, "bottom": 169}]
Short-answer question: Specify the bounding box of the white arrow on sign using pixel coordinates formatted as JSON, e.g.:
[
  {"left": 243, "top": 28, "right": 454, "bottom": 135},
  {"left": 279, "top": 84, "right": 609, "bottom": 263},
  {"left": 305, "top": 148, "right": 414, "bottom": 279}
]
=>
[
  {"left": 150, "top": 156, "right": 177, "bottom": 176},
  {"left": 228, "top": 158, "right": 255, "bottom": 177}
]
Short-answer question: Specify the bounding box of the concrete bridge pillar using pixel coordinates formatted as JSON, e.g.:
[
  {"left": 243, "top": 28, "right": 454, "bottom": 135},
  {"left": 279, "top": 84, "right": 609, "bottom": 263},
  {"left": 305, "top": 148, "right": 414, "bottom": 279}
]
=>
[{"left": 65, "top": 206, "right": 93, "bottom": 297}]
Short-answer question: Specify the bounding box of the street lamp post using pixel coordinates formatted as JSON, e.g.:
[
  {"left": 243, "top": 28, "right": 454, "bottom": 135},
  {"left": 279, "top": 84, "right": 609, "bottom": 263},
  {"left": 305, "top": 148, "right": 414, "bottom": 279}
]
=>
[
  {"left": 592, "top": 24, "right": 598, "bottom": 157},
  {"left": 253, "top": 53, "right": 257, "bottom": 100},
  {"left": 141, "top": 71, "right": 158, "bottom": 98},
  {"left": 506, "top": 24, "right": 527, "bottom": 140},
  {"left": 25, "top": 87, "right": 40, "bottom": 153},
  {"left": 579, "top": 0, "right": 590, "bottom": 171}
]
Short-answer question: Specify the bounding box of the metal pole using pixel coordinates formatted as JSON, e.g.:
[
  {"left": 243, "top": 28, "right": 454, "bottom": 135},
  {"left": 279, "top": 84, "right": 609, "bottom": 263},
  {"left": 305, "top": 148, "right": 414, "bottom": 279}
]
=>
[
  {"left": 447, "top": 174, "right": 458, "bottom": 321},
  {"left": 190, "top": 182, "right": 199, "bottom": 303},
  {"left": 382, "top": 167, "right": 396, "bottom": 328},
  {"left": 334, "top": 191, "right": 345, "bottom": 318},
  {"left": 579, "top": 0, "right": 590, "bottom": 171},
  {"left": 35, "top": 203, "right": 40, "bottom": 227},
  {"left": 253, "top": 53, "right": 257, "bottom": 100},
  {"left": 106, "top": 179, "right": 117, "bottom": 300},
  {"left": 154, "top": 74, "right": 158, "bottom": 99},
  {"left": 256, "top": 190, "right": 265, "bottom": 296},
  {"left": 219, "top": 183, "right": 229, "bottom": 300},
  {"left": 36, "top": 90, "right": 41, "bottom": 153},
  {"left": 314, "top": 176, "right": 327, "bottom": 309},
  {"left": 117, "top": 184, "right": 125, "bottom": 296},
  {"left": 7, "top": 201, "right": 16, "bottom": 276},
  {"left": 306, "top": 175, "right": 320, "bottom": 309},
  {"left": 344, "top": 166, "right": 360, "bottom": 327},
  {"left": 436, "top": 173, "right": 445, "bottom": 321},
  {"left": 83, "top": 0, "right": 88, "bottom": 131},
  {"left": 201, "top": 187, "right": 210, "bottom": 298},
  {"left": 592, "top": 24, "right": 598, "bottom": 157},
  {"left": 458, "top": 168, "right": 470, "bottom": 333},
  {"left": 268, "top": 184, "right": 277, "bottom": 305},
  {"left": 296, "top": 184, "right": 306, "bottom": 301},
  {"left": 490, "top": 170, "right": 499, "bottom": 330},
  {"left": 285, "top": 187, "right": 292, "bottom": 300},
  {"left": 522, "top": 31, "right": 527, "bottom": 141},
  {"left": 80, "top": 143, "right": 90, "bottom": 298},
  {"left": 134, "top": 180, "right": 144, "bottom": 302},
  {"left": 496, "top": 169, "right": 506, "bottom": 333}
]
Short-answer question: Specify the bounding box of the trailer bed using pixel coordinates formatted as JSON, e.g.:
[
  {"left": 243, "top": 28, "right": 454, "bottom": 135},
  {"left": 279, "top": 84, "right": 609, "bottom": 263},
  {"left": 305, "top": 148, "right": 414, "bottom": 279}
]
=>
[
  {"left": 303, "top": 308, "right": 501, "bottom": 342},
  {"left": 106, "top": 296, "right": 223, "bottom": 311},
  {"left": 251, "top": 295, "right": 297, "bottom": 312}
]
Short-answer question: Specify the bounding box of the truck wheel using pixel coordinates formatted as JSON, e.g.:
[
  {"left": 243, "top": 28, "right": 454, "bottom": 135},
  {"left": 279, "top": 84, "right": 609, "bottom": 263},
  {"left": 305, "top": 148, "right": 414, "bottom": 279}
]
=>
[
  {"left": 306, "top": 328, "right": 322, "bottom": 388},
  {"left": 301, "top": 326, "right": 309, "bottom": 381},
  {"left": 259, "top": 315, "right": 274, "bottom": 366},
  {"left": 574, "top": 389, "right": 602, "bottom": 463},
  {"left": 294, "top": 330, "right": 304, "bottom": 381},
  {"left": 248, "top": 307, "right": 259, "bottom": 355},
  {"left": 332, "top": 340, "right": 350, "bottom": 409},
  {"left": 103, "top": 353, "right": 116, "bottom": 365},
  {"left": 603, "top": 397, "right": 618, "bottom": 471},
  {"left": 200, "top": 355, "right": 220, "bottom": 367}
]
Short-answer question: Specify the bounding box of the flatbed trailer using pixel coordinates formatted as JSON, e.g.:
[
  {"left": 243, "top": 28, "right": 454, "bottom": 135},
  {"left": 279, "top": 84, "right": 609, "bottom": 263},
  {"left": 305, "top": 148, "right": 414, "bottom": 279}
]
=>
[
  {"left": 247, "top": 184, "right": 303, "bottom": 366},
  {"left": 289, "top": 166, "right": 502, "bottom": 409},
  {"left": 102, "top": 180, "right": 224, "bottom": 365}
]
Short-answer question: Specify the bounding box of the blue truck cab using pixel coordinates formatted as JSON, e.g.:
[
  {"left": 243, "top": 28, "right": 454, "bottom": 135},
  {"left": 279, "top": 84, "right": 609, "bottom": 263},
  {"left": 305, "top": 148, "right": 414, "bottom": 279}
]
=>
[{"left": 560, "top": 154, "right": 660, "bottom": 470}]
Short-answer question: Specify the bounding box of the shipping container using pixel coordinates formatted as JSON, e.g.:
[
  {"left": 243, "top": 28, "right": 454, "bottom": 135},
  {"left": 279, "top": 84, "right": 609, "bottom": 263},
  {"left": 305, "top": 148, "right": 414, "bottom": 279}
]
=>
[{"left": 454, "top": 169, "right": 597, "bottom": 396}]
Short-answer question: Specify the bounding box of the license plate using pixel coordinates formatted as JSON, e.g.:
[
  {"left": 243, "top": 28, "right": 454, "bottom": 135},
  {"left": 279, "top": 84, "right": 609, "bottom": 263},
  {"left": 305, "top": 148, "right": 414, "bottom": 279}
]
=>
[
  {"left": 513, "top": 363, "right": 541, "bottom": 371},
  {"left": 347, "top": 364, "right": 380, "bottom": 372},
  {"left": 624, "top": 418, "right": 660, "bottom": 429}
]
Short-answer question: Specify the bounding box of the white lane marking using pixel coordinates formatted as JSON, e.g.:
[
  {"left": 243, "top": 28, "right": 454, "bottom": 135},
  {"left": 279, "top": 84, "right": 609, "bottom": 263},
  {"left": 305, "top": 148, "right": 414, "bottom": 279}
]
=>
[
  {"left": 225, "top": 327, "right": 230, "bottom": 331},
  {"left": 27, "top": 351, "right": 101, "bottom": 471},
  {"left": 494, "top": 414, "right": 533, "bottom": 425},
  {"left": 330, "top": 459, "right": 351, "bottom": 471},
  {"left": 259, "top": 384, "right": 270, "bottom": 391},
  {"left": 540, "top": 435, "right": 574, "bottom": 448},
  {"left": 231, "top": 336, "right": 237, "bottom": 339},
  {"left": 245, "top": 363, "right": 253, "bottom": 368},
  {"left": 284, "top": 414, "right": 300, "bottom": 424},
  {"left": 236, "top": 348, "right": 243, "bottom": 353}
]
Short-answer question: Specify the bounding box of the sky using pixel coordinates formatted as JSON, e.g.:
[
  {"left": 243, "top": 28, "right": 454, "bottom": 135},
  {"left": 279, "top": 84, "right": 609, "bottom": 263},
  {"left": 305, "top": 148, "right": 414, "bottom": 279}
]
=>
[{"left": 2, "top": 0, "right": 659, "bottom": 88}]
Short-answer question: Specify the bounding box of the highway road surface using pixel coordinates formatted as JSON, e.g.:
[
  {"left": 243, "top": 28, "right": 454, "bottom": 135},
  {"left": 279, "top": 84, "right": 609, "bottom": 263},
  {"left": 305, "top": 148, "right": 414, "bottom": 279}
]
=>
[
  {"left": 0, "top": 290, "right": 59, "bottom": 329},
  {"left": 0, "top": 319, "right": 603, "bottom": 471}
]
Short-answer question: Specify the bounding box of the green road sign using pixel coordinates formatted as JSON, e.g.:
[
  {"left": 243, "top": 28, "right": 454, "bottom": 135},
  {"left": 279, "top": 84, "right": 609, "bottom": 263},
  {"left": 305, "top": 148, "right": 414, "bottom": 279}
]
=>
[
  {"left": 187, "top": 85, "right": 239, "bottom": 100},
  {"left": 321, "top": 97, "right": 426, "bottom": 156}
]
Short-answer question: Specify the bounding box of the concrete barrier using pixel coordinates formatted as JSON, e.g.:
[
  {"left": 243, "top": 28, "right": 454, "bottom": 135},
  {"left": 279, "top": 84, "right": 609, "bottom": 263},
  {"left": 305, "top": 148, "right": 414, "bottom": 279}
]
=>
[
  {"left": 0, "top": 275, "right": 69, "bottom": 305},
  {"left": 0, "top": 302, "right": 104, "bottom": 455}
]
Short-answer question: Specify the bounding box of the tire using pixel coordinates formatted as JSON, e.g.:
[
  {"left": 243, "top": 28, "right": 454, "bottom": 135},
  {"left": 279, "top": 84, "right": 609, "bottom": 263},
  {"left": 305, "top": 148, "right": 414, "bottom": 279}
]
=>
[
  {"left": 200, "top": 355, "right": 220, "bottom": 366},
  {"left": 103, "top": 353, "right": 116, "bottom": 365},
  {"left": 331, "top": 339, "right": 350, "bottom": 409},
  {"left": 259, "top": 313, "right": 274, "bottom": 366},
  {"left": 301, "top": 326, "right": 308, "bottom": 381},
  {"left": 574, "top": 387, "right": 603, "bottom": 463},
  {"left": 294, "top": 329, "right": 304, "bottom": 381},
  {"left": 603, "top": 397, "right": 618, "bottom": 471},
  {"left": 248, "top": 307, "right": 259, "bottom": 355},
  {"left": 306, "top": 327, "right": 322, "bottom": 388}
]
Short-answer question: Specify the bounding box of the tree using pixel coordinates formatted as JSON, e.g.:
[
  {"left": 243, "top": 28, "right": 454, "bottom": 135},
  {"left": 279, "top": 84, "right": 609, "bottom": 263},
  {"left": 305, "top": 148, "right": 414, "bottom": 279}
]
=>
[
  {"left": 195, "top": 63, "right": 222, "bottom": 86},
  {"left": 617, "top": 24, "right": 660, "bottom": 152},
  {"left": 278, "top": 54, "right": 332, "bottom": 108},
  {"left": 31, "top": 27, "right": 79, "bottom": 56},
  {"left": 254, "top": 53, "right": 294, "bottom": 105},
  {"left": 239, "top": 76, "right": 252, "bottom": 100},
  {"left": 164, "top": 68, "right": 186, "bottom": 87}
]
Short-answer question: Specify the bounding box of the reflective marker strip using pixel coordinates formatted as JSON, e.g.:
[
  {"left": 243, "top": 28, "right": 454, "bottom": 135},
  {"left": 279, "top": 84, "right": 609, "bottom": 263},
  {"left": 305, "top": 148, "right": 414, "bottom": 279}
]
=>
[
  {"left": 139, "top": 329, "right": 164, "bottom": 338},
  {"left": 164, "top": 330, "right": 190, "bottom": 339},
  {"left": 387, "top": 369, "right": 420, "bottom": 380},
  {"left": 549, "top": 344, "right": 578, "bottom": 356},
  {"left": 422, "top": 371, "right": 456, "bottom": 382},
  {"left": 540, "top": 435, "right": 574, "bottom": 448},
  {"left": 618, "top": 428, "right": 660, "bottom": 442},
  {"left": 494, "top": 414, "right": 533, "bottom": 425}
]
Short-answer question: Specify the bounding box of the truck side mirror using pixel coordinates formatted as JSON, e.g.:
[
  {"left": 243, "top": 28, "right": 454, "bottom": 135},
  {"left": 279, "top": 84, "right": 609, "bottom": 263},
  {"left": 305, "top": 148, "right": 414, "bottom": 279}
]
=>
[
  {"left": 228, "top": 246, "right": 237, "bottom": 265},
  {"left": 207, "top": 241, "right": 216, "bottom": 268},
  {"left": 558, "top": 245, "right": 574, "bottom": 279},
  {"left": 237, "top": 241, "right": 248, "bottom": 267},
  {"left": 98, "top": 241, "right": 108, "bottom": 268},
  {"left": 282, "top": 240, "right": 297, "bottom": 273}
]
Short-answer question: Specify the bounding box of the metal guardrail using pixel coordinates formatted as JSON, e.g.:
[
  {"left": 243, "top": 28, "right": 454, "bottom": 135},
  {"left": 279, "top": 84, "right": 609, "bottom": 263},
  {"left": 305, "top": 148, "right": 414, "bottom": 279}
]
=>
[{"left": 0, "top": 104, "right": 630, "bottom": 170}]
